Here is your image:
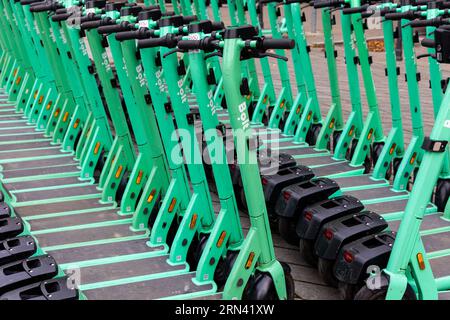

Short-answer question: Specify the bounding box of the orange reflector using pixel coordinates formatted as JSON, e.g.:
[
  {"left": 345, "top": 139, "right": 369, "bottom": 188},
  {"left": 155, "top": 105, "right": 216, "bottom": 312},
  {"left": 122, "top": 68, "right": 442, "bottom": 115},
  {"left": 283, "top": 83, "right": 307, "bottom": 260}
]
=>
[
  {"left": 168, "top": 198, "right": 177, "bottom": 213},
  {"left": 246, "top": 94, "right": 251, "bottom": 100},
  {"left": 93, "top": 142, "right": 101, "bottom": 155},
  {"left": 38, "top": 96, "right": 44, "bottom": 104},
  {"left": 410, "top": 152, "right": 417, "bottom": 165},
  {"left": 367, "top": 129, "right": 374, "bottom": 140},
  {"left": 16, "top": 77, "right": 21, "bottom": 85},
  {"left": 73, "top": 118, "right": 80, "bottom": 129},
  {"left": 349, "top": 125, "right": 355, "bottom": 136},
  {"left": 245, "top": 252, "right": 255, "bottom": 269},
  {"left": 34, "top": 90, "right": 38, "bottom": 99},
  {"left": 13, "top": 69, "right": 17, "bottom": 76},
  {"left": 329, "top": 118, "right": 335, "bottom": 129},
  {"left": 216, "top": 231, "right": 227, "bottom": 248},
  {"left": 417, "top": 253, "right": 425, "bottom": 270},
  {"left": 111, "top": 156, "right": 115, "bottom": 164},
  {"left": 147, "top": 189, "right": 156, "bottom": 203},
  {"left": 54, "top": 108, "right": 60, "bottom": 118},
  {"left": 263, "top": 95, "right": 267, "bottom": 104},
  {"left": 46, "top": 101, "right": 53, "bottom": 110},
  {"left": 136, "top": 170, "right": 143, "bottom": 185},
  {"left": 296, "top": 105, "right": 301, "bottom": 114},
  {"left": 307, "top": 111, "right": 312, "bottom": 121},
  {"left": 115, "top": 165, "right": 123, "bottom": 179},
  {"left": 62, "top": 112, "right": 69, "bottom": 122},
  {"left": 189, "top": 214, "right": 198, "bottom": 230},
  {"left": 280, "top": 100, "right": 285, "bottom": 109},
  {"left": 389, "top": 143, "right": 396, "bottom": 155}
]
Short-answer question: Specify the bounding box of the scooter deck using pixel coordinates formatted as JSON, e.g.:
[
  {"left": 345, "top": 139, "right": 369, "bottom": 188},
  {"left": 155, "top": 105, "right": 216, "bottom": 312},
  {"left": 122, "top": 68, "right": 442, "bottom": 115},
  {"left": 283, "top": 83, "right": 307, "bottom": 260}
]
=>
[
  {"left": 25, "top": 208, "right": 127, "bottom": 231},
  {"left": 0, "top": 127, "right": 37, "bottom": 134},
  {"left": 82, "top": 272, "right": 213, "bottom": 300},
  {"left": 3, "top": 176, "right": 85, "bottom": 191},
  {"left": 14, "top": 197, "right": 112, "bottom": 216},
  {"left": 0, "top": 141, "right": 53, "bottom": 152},
  {"left": 0, "top": 147, "right": 63, "bottom": 161},
  {"left": 332, "top": 174, "right": 385, "bottom": 189},
  {"left": 1, "top": 155, "right": 76, "bottom": 171},
  {"left": 2, "top": 164, "right": 80, "bottom": 179},
  {"left": 346, "top": 186, "right": 407, "bottom": 201},
  {"left": 0, "top": 133, "right": 49, "bottom": 142},
  {"left": 12, "top": 184, "right": 100, "bottom": 202}
]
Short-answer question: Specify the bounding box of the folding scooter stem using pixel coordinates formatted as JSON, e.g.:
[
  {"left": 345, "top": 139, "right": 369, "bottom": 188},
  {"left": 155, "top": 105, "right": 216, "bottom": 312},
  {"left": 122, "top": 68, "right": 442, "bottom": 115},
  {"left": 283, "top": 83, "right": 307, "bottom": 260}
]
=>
[{"left": 384, "top": 94, "right": 450, "bottom": 300}]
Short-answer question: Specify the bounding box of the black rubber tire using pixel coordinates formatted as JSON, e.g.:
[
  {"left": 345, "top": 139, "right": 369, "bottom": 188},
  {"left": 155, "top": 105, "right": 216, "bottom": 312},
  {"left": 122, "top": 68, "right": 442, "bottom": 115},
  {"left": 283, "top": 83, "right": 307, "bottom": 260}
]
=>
[
  {"left": 393, "top": 157, "right": 402, "bottom": 178},
  {"left": 354, "top": 282, "right": 417, "bottom": 300},
  {"left": 278, "top": 217, "right": 299, "bottom": 245},
  {"left": 299, "top": 238, "right": 318, "bottom": 266},
  {"left": 317, "top": 258, "right": 338, "bottom": 287},
  {"left": 306, "top": 124, "right": 322, "bottom": 146},
  {"left": 214, "top": 250, "right": 239, "bottom": 289},
  {"left": 338, "top": 281, "right": 361, "bottom": 300},
  {"left": 332, "top": 131, "right": 342, "bottom": 153},
  {"left": 434, "top": 179, "right": 450, "bottom": 212},
  {"left": 243, "top": 262, "right": 296, "bottom": 300},
  {"left": 372, "top": 142, "right": 393, "bottom": 180}
]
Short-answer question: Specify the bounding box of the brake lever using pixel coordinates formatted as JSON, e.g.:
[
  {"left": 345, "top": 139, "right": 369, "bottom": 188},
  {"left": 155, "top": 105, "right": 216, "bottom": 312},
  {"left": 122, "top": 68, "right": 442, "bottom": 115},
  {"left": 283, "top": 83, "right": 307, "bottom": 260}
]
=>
[
  {"left": 205, "top": 51, "right": 222, "bottom": 59},
  {"left": 260, "top": 52, "right": 289, "bottom": 61},
  {"left": 417, "top": 53, "right": 436, "bottom": 59},
  {"left": 163, "top": 48, "right": 184, "bottom": 58}
]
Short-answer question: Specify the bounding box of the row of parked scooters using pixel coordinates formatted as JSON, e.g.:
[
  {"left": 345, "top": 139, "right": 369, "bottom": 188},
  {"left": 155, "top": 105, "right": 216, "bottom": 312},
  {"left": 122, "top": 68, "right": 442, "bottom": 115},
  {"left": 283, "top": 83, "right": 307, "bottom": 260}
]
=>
[{"left": 0, "top": 0, "right": 448, "bottom": 300}]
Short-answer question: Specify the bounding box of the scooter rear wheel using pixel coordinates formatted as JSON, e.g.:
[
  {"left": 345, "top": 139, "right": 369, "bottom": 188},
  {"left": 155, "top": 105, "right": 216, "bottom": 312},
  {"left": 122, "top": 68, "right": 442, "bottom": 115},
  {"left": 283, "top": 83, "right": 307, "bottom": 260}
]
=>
[
  {"left": 298, "top": 239, "right": 318, "bottom": 266},
  {"left": 278, "top": 217, "right": 299, "bottom": 245},
  {"left": 354, "top": 282, "right": 416, "bottom": 300},
  {"left": 338, "top": 281, "right": 361, "bottom": 300},
  {"left": 317, "top": 258, "right": 338, "bottom": 287},
  {"left": 435, "top": 179, "right": 450, "bottom": 212}
]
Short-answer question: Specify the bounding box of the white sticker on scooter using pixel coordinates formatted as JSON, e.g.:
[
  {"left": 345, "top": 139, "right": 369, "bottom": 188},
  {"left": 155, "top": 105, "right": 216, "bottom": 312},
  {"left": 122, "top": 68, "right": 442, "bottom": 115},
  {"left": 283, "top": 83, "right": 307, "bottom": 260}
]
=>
[
  {"left": 139, "top": 20, "right": 149, "bottom": 28},
  {"left": 445, "top": 120, "right": 450, "bottom": 128}
]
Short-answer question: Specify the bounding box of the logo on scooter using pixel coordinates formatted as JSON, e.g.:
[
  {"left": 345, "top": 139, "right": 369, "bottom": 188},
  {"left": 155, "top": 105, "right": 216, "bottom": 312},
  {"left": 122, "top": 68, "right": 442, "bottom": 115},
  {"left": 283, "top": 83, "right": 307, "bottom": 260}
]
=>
[
  {"left": 366, "top": 265, "right": 382, "bottom": 289},
  {"left": 237, "top": 101, "right": 250, "bottom": 130},
  {"left": 445, "top": 120, "right": 450, "bottom": 129}
]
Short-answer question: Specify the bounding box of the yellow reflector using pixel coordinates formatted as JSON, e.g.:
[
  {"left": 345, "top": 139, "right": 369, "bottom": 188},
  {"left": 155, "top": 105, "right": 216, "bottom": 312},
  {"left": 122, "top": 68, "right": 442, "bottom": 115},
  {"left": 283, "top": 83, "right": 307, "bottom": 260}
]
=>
[
  {"left": 16, "top": 77, "right": 21, "bottom": 85},
  {"left": 389, "top": 143, "right": 396, "bottom": 155},
  {"left": 147, "top": 189, "right": 156, "bottom": 203},
  {"left": 417, "top": 253, "right": 425, "bottom": 270},
  {"left": 13, "top": 69, "right": 17, "bottom": 76},
  {"left": 93, "top": 142, "right": 101, "bottom": 155},
  {"left": 329, "top": 118, "right": 335, "bottom": 129},
  {"left": 115, "top": 165, "right": 123, "bottom": 179},
  {"left": 62, "top": 112, "right": 69, "bottom": 122},
  {"left": 46, "top": 101, "right": 53, "bottom": 110},
  {"left": 349, "top": 125, "right": 355, "bottom": 136},
  {"left": 168, "top": 198, "right": 177, "bottom": 213},
  {"left": 245, "top": 252, "right": 255, "bottom": 269},
  {"left": 410, "top": 152, "right": 417, "bottom": 165},
  {"left": 367, "top": 129, "right": 374, "bottom": 140},
  {"left": 136, "top": 170, "right": 143, "bottom": 185},
  {"left": 307, "top": 111, "right": 312, "bottom": 121},
  {"left": 189, "top": 214, "right": 198, "bottom": 230},
  {"left": 54, "top": 108, "right": 60, "bottom": 118},
  {"left": 216, "top": 231, "right": 227, "bottom": 248},
  {"left": 73, "top": 118, "right": 80, "bottom": 129},
  {"left": 34, "top": 90, "right": 38, "bottom": 99}
]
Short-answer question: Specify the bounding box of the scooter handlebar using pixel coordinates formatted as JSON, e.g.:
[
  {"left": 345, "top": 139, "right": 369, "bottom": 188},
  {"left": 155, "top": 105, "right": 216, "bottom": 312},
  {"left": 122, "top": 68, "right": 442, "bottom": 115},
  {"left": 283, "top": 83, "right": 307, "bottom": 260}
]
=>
[
  {"left": 313, "top": 0, "right": 344, "bottom": 9},
  {"left": 97, "top": 22, "right": 134, "bottom": 35},
  {"left": 115, "top": 28, "right": 155, "bottom": 41},
  {"left": 259, "top": 38, "right": 295, "bottom": 50},
  {"left": 51, "top": 12, "right": 73, "bottom": 22},
  {"left": 421, "top": 38, "right": 435, "bottom": 48},
  {"left": 384, "top": 11, "right": 418, "bottom": 21},
  {"left": 342, "top": 4, "right": 370, "bottom": 15},
  {"left": 29, "top": 2, "right": 61, "bottom": 12},
  {"left": 80, "top": 17, "right": 113, "bottom": 31},
  {"left": 137, "top": 35, "right": 181, "bottom": 49}
]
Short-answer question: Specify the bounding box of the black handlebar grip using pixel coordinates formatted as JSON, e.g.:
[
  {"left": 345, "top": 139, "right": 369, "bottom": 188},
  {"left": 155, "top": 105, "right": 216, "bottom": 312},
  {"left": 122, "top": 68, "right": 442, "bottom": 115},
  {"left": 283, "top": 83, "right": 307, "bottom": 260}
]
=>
[
  {"left": 361, "top": 10, "right": 375, "bottom": 18},
  {"left": 51, "top": 13, "right": 73, "bottom": 22},
  {"left": 182, "top": 15, "right": 198, "bottom": 23},
  {"left": 20, "top": 0, "right": 41, "bottom": 5},
  {"left": 97, "top": 22, "right": 134, "bottom": 35},
  {"left": 384, "top": 11, "right": 417, "bottom": 21},
  {"left": 80, "top": 18, "right": 112, "bottom": 30},
  {"left": 55, "top": 8, "right": 67, "bottom": 14},
  {"left": 409, "top": 18, "right": 439, "bottom": 28},
  {"left": 260, "top": 38, "right": 295, "bottom": 49},
  {"left": 137, "top": 37, "right": 169, "bottom": 49},
  {"left": 177, "top": 40, "right": 202, "bottom": 50},
  {"left": 421, "top": 38, "right": 435, "bottom": 48},
  {"left": 29, "top": 3, "right": 60, "bottom": 12},
  {"left": 313, "top": 0, "right": 342, "bottom": 9},
  {"left": 115, "top": 29, "right": 154, "bottom": 41},
  {"left": 211, "top": 21, "right": 225, "bottom": 31},
  {"left": 342, "top": 4, "right": 369, "bottom": 15}
]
